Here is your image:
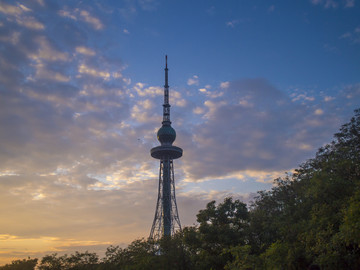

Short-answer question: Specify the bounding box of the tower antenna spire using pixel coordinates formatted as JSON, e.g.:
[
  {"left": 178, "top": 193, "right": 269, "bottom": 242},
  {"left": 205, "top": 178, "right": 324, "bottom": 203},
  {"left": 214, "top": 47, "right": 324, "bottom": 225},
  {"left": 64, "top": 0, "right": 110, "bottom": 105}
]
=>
[{"left": 163, "top": 55, "right": 170, "bottom": 124}]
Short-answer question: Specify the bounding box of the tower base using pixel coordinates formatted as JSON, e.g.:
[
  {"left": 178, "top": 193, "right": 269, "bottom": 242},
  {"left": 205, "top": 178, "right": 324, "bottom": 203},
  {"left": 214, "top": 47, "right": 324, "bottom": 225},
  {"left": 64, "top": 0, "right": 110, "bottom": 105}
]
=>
[{"left": 149, "top": 158, "right": 181, "bottom": 241}]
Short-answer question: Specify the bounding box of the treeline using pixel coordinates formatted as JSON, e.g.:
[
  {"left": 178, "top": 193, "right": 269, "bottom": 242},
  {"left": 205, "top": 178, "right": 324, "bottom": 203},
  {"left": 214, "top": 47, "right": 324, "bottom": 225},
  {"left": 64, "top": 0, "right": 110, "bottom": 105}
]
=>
[{"left": 2, "top": 109, "right": 359, "bottom": 270}]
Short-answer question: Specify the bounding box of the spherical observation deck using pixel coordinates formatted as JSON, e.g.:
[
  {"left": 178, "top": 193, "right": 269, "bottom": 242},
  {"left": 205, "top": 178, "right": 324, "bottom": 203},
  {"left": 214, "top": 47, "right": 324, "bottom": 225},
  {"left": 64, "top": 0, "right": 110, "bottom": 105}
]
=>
[
  {"left": 151, "top": 122, "right": 182, "bottom": 159},
  {"left": 151, "top": 145, "right": 183, "bottom": 159},
  {"left": 157, "top": 124, "right": 176, "bottom": 145}
]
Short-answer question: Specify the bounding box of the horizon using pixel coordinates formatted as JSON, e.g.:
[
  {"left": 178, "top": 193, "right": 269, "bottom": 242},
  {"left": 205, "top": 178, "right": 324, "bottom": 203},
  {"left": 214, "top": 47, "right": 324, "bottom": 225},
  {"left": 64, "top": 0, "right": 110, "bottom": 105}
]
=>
[{"left": 0, "top": 0, "right": 359, "bottom": 265}]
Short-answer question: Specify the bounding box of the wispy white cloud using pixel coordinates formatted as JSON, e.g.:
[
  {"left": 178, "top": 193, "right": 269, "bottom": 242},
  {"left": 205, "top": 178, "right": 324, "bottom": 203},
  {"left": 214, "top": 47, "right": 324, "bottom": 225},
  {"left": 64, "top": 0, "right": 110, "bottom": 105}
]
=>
[
  {"left": 193, "top": 106, "right": 206, "bottom": 115},
  {"left": 58, "top": 9, "right": 77, "bottom": 20},
  {"left": 0, "top": 31, "right": 20, "bottom": 44},
  {"left": 226, "top": 19, "right": 239, "bottom": 28},
  {"left": 30, "top": 36, "right": 69, "bottom": 62},
  {"left": 137, "top": 0, "right": 159, "bottom": 11},
  {"left": 268, "top": 5, "right": 275, "bottom": 12},
  {"left": 206, "top": 6, "right": 216, "bottom": 15},
  {"left": 76, "top": 46, "right": 96, "bottom": 56},
  {"left": 177, "top": 79, "right": 352, "bottom": 182},
  {"left": 0, "top": 3, "right": 31, "bottom": 16},
  {"left": 131, "top": 99, "right": 158, "bottom": 123},
  {"left": 16, "top": 15, "right": 44, "bottom": 30},
  {"left": 324, "top": 96, "right": 335, "bottom": 102},
  {"left": 314, "top": 108, "right": 324, "bottom": 115},
  {"left": 310, "top": 0, "right": 337, "bottom": 8},
  {"left": 0, "top": 234, "right": 110, "bottom": 256},
  {"left": 310, "top": 0, "right": 355, "bottom": 8},
  {"left": 339, "top": 26, "right": 360, "bottom": 44},
  {"left": 33, "top": 63, "right": 70, "bottom": 82},
  {"left": 187, "top": 75, "right": 199, "bottom": 86},
  {"left": 78, "top": 63, "right": 111, "bottom": 79},
  {"left": 0, "top": 2, "right": 44, "bottom": 30},
  {"left": 345, "top": 0, "right": 355, "bottom": 8},
  {"left": 291, "top": 92, "right": 315, "bottom": 102},
  {"left": 220, "top": 81, "right": 230, "bottom": 89},
  {"left": 80, "top": 10, "right": 104, "bottom": 30},
  {"left": 59, "top": 8, "right": 104, "bottom": 30},
  {"left": 133, "top": 83, "right": 163, "bottom": 97}
]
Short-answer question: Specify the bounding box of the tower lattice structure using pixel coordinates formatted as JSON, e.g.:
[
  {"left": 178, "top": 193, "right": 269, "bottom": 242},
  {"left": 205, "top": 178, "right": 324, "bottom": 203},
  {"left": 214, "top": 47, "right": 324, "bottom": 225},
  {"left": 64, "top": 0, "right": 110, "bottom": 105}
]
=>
[{"left": 149, "top": 56, "right": 182, "bottom": 241}]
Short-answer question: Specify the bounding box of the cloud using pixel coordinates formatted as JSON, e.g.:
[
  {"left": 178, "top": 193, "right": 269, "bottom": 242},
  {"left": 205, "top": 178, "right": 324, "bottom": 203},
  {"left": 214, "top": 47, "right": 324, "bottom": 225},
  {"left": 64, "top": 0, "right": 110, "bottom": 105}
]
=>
[
  {"left": 30, "top": 36, "right": 69, "bottom": 62},
  {"left": 340, "top": 32, "right": 352, "bottom": 39},
  {"left": 138, "top": 0, "right": 159, "bottom": 11},
  {"left": 324, "top": 96, "right": 335, "bottom": 102},
  {"left": 198, "top": 85, "right": 224, "bottom": 98},
  {"left": 33, "top": 64, "right": 70, "bottom": 82},
  {"left": 178, "top": 79, "right": 346, "bottom": 181},
  {"left": 76, "top": 46, "right": 96, "bottom": 56},
  {"left": 0, "top": 173, "right": 160, "bottom": 263},
  {"left": 314, "top": 108, "right": 324, "bottom": 115},
  {"left": 345, "top": 0, "right": 355, "bottom": 7},
  {"left": 58, "top": 10, "right": 77, "bottom": 20},
  {"left": 206, "top": 6, "right": 216, "bottom": 16},
  {"left": 80, "top": 10, "right": 104, "bottom": 30},
  {"left": 0, "top": 2, "right": 45, "bottom": 30},
  {"left": 310, "top": 0, "right": 337, "bottom": 8},
  {"left": 16, "top": 15, "right": 45, "bottom": 30},
  {"left": 78, "top": 64, "right": 111, "bottom": 79},
  {"left": 187, "top": 75, "right": 199, "bottom": 86},
  {"left": 0, "top": 3, "right": 30, "bottom": 16},
  {"left": 0, "top": 234, "right": 110, "bottom": 257},
  {"left": 59, "top": 8, "right": 104, "bottom": 30},
  {"left": 220, "top": 81, "right": 230, "bottom": 89},
  {"left": 193, "top": 106, "right": 205, "bottom": 115},
  {"left": 339, "top": 26, "right": 360, "bottom": 44},
  {"left": 310, "top": 0, "right": 355, "bottom": 8},
  {"left": 131, "top": 99, "right": 158, "bottom": 123},
  {"left": 226, "top": 20, "right": 239, "bottom": 28},
  {"left": 268, "top": 5, "right": 275, "bottom": 12},
  {"left": 133, "top": 83, "right": 163, "bottom": 97},
  {"left": 290, "top": 91, "right": 315, "bottom": 102}
]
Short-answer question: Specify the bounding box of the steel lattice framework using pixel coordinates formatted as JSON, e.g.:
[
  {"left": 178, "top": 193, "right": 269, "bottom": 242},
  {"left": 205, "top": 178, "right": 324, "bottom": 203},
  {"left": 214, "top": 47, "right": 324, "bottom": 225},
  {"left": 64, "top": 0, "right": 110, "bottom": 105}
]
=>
[
  {"left": 149, "top": 158, "right": 181, "bottom": 240},
  {"left": 149, "top": 56, "right": 182, "bottom": 240}
]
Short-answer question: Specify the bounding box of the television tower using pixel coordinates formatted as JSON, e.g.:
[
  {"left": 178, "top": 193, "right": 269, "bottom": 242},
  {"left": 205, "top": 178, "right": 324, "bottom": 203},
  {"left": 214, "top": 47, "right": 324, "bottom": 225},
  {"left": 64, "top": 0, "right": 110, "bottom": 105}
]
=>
[{"left": 149, "top": 55, "right": 182, "bottom": 240}]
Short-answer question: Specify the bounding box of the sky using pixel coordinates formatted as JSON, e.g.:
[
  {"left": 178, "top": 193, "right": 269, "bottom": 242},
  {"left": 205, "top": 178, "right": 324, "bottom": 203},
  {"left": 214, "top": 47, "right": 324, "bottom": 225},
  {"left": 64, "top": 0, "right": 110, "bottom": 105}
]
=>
[{"left": 0, "top": 0, "right": 359, "bottom": 265}]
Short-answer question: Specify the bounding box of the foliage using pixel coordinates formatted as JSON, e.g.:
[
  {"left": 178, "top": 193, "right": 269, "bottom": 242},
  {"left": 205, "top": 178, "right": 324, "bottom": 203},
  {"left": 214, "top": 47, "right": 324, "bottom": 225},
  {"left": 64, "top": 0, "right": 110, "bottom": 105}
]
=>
[
  {"left": 249, "top": 108, "right": 360, "bottom": 269},
  {"left": 0, "top": 258, "right": 38, "bottom": 270},
  {"left": 182, "top": 197, "right": 249, "bottom": 269},
  {"left": 224, "top": 245, "right": 260, "bottom": 270},
  {"left": 101, "top": 236, "right": 190, "bottom": 270},
  {"left": 38, "top": 252, "right": 99, "bottom": 270}
]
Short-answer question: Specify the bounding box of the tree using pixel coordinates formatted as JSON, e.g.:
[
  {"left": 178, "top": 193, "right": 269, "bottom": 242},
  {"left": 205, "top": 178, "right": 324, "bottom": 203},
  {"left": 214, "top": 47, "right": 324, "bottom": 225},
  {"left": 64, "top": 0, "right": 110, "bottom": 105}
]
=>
[
  {"left": 38, "top": 252, "right": 99, "bottom": 270},
  {"left": 244, "top": 109, "right": 360, "bottom": 269},
  {"left": 224, "top": 245, "right": 260, "bottom": 270},
  {"left": 102, "top": 239, "right": 157, "bottom": 269},
  {"left": 0, "top": 258, "right": 38, "bottom": 270},
  {"left": 158, "top": 234, "right": 191, "bottom": 270},
  {"left": 300, "top": 110, "right": 360, "bottom": 269},
  {"left": 183, "top": 197, "right": 249, "bottom": 270},
  {"left": 37, "top": 254, "right": 63, "bottom": 270},
  {"left": 66, "top": 251, "right": 99, "bottom": 269}
]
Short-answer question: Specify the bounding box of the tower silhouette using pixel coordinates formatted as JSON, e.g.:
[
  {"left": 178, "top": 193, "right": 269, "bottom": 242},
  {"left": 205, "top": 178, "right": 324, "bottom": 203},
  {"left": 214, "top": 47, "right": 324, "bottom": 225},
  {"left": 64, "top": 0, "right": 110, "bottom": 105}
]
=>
[{"left": 149, "top": 56, "right": 182, "bottom": 240}]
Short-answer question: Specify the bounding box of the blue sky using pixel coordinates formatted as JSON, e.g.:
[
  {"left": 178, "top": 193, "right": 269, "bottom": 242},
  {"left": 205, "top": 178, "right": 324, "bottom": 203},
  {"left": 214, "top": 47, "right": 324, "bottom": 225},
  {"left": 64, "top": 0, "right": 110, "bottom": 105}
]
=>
[{"left": 0, "top": 0, "right": 359, "bottom": 264}]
